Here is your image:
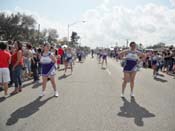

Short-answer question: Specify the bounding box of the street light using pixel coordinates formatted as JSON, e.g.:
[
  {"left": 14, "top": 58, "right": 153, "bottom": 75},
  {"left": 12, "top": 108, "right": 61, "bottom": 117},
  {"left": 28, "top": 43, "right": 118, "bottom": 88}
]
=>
[{"left": 67, "top": 20, "right": 86, "bottom": 41}]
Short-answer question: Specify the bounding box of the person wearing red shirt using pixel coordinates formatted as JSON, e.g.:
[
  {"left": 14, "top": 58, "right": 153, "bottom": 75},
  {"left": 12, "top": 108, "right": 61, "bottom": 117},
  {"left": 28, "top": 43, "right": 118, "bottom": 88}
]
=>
[
  {"left": 9, "top": 46, "right": 16, "bottom": 86},
  {"left": 11, "top": 41, "right": 24, "bottom": 95},
  {"left": 0, "top": 42, "right": 11, "bottom": 97},
  {"left": 57, "top": 47, "right": 64, "bottom": 68}
]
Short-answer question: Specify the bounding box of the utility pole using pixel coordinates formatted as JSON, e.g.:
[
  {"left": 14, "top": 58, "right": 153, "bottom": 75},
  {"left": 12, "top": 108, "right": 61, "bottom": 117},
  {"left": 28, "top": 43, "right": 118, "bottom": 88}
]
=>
[
  {"left": 126, "top": 39, "right": 129, "bottom": 48},
  {"left": 38, "top": 24, "right": 40, "bottom": 44},
  {"left": 67, "top": 24, "right": 70, "bottom": 41}
]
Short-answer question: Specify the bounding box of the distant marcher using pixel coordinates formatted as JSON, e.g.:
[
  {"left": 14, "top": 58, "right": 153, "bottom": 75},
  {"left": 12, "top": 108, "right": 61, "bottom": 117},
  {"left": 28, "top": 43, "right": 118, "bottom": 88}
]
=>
[
  {"left": 101, "top": 49, "right": 108, "bottom": 68},
  {"left": 152, "top": 51, "right": 159, "bottom": 78},
  {"left": 77, "top": 49, "right": 82, "bottom": 62},
  {"left": 64, "top": 48, "right": 73, "bottom": 75},
  {"left": 91, "top": 50, "right": 94, "bottom": 58}
]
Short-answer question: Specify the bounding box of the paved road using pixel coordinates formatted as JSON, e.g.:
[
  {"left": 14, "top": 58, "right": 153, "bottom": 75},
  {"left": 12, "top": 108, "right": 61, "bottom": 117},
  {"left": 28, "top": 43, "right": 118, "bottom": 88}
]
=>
[{"left": 0, "top": 56, "right": 175, "bottom": 131}]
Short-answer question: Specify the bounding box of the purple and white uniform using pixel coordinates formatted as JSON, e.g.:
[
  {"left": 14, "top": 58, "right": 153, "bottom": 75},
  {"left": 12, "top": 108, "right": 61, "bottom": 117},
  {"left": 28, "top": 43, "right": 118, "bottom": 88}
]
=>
[
  {"left": 102, "top": 51, "right": 108, "bottom": 59},
  {"left": 40, "top": 53, "right": 56, "bottom": 77},
  {"left": 99, "top": 51, "right": 103, "bottom": 59},
  {"left": 152, "top": 55, "right": 158, "bottom": 66},
  {"left": 123, "top": 51, "right": 140, "bottom": 72}
]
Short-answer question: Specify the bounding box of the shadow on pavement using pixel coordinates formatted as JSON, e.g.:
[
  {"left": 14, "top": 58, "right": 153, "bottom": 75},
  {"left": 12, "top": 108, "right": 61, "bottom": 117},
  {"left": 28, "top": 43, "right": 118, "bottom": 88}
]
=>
[
  {"left": 154, "top": 77, "right": 168, "bottom": 83},
  {"left": 1, "top": 94, "right": 18, "bottom": 101},
  {"left": 0, "top": 87, "right": 3, "bottom": 92},
  {"left": 58, "top": 74, "right": 71, "bottom": 80},
  {"left": 118, "top": 97, "right": 155, "bottom": 127},
  {"left": 167, "top": 72, "right": 175, "bottom": 76},
  {"left": 157, "top": 73, "right": 165, "bottom": 77},
  {"left": 22, "top": 78, "right": 33, "bottom": 82},
  {"left": 6, "top": 96, "right": 53, "bottom": 126},
  {"left": 58, "top": 68, "right": 65, "bottom": 71},
  {"left": 22, "top": 81, "right": 35, "bottom": 88},
  {"left": 101, "top": 67, "right": 106, "bottom": 70},
  {"left": 77, "top": 61, "right": 84, "bottom": 64},
  {"left": 32, "top": 83, "right": 42, "bottom": 89},
  {"left": 0, "top": 97, "right": 6, "bottom": 103}
]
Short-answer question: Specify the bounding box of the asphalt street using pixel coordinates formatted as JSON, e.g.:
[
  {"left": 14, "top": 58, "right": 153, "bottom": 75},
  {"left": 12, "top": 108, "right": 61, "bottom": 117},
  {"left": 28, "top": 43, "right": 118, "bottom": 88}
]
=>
[{"left": 0, "top": 56, "right": 175, "bottom": 131}]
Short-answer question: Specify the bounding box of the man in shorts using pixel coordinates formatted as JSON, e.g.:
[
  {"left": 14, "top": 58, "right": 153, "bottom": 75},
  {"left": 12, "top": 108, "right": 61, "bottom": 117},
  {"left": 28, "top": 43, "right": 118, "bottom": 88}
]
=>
[{"left": 0, "top": 42, "right": 11, "bottom": 97}]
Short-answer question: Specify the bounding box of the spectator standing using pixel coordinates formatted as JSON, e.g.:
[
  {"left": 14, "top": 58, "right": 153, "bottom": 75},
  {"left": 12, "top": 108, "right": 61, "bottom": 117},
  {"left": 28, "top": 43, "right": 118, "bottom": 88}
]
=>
[
  {"left": 0, "top": 42, "right": 11, "bottom": 97},
  {"left": 23, "top": 44, "right": 33, "bottom": 79},
  {"left": 11, "top": 41, "right": 23, "bottom": 95},
  {"left": 31, "top": 53, "right": 39, "bottom": 84},
  {"left": 9, "top": 45, "right": 16, "bottom": 86}
]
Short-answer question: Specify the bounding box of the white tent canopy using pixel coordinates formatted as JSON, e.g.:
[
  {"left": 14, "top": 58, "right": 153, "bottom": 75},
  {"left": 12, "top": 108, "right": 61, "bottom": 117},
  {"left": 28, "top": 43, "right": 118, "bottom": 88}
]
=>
[{"left": 62, "top": 44, "right": 68, "bottom": 48}]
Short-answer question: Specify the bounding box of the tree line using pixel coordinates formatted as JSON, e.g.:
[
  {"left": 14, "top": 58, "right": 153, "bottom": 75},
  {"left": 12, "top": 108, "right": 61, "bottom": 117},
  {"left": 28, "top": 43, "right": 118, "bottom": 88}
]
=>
[{"left": 0, "top": 12, "right": 59, "bottom": 45}]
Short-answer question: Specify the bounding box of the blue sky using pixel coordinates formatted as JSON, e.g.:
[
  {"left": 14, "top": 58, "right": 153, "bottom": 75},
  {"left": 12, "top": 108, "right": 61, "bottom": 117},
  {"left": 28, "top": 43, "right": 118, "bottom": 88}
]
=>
[
  {"left": 0, "top": 0, "right": 171, "bottom": 23},
  {"left": 0, "top": 0, "right": 175, "bottom": 47},
  {"left": 1, "top": 0, "right": 100, "bottom": 23}
]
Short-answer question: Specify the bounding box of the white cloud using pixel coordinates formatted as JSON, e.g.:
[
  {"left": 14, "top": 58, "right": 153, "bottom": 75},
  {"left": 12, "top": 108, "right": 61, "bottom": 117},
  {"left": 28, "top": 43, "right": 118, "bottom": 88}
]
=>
[
  {"left": 170, "top": 0, "right": 175, "bottom": 7},
  {"left": 77, "top": 2, "right": 175, "bottom": 48},
  {"left": 1, "top": 2, "right": 175, "bottom": 48}
]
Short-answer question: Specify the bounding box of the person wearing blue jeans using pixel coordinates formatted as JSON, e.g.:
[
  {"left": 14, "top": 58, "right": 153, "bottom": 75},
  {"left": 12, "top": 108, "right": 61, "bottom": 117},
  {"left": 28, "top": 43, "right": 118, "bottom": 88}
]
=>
[
  {"left": 13, "top": 65, "right": 22, "bottom": 89},
  {"left": 11, "top": 41, "right": 23, "bottom": 95}
]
